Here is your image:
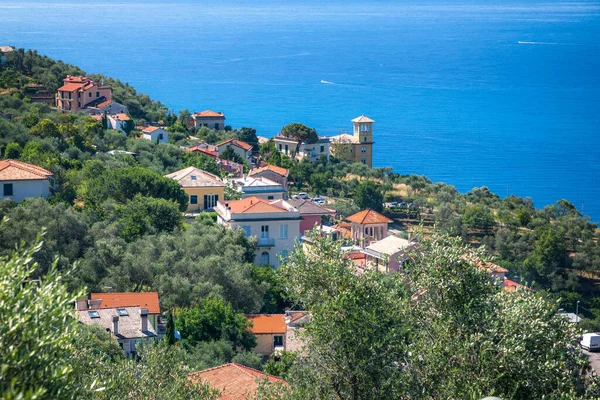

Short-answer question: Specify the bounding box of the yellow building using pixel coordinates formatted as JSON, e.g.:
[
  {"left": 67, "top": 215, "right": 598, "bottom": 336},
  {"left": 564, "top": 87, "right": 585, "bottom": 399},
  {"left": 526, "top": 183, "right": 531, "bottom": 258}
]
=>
[
  {"left": 164, "top": 167, "right": 225, "bottom": 212},
  {"left": 330, "top": 115, "right": 375, "bottom": 167}
]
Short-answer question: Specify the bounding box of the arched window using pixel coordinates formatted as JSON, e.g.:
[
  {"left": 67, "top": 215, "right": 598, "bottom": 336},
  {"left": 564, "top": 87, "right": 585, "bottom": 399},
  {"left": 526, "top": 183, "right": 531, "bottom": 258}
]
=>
[{"left": 261, "top": 251, "right": 270, "bottom": 265}]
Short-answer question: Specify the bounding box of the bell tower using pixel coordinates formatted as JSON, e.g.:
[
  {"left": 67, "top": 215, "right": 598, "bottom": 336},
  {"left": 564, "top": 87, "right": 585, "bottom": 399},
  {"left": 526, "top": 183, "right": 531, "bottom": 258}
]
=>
[{"left": 352, "top": 115, "right": 374, "bottom": 143}]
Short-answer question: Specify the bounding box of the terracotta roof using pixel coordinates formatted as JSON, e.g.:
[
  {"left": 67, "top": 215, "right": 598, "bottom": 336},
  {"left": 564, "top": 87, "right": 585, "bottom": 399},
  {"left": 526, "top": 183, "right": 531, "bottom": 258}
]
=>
[
  {"left": 216, "top": 138, "right": 253, "bottom": 151},
  {"left": 504, "top": 278, "right": 535, "bottom": 293},
  {"left": 331, "top": 222, "right": 352, "bottom": 239},
  {"left": 346, "top": 209, "right": 393, "bottom": 225},
  {"left": 110, "top": 113, "right": 130, "bottom": 121},
  {"left": 95, "top": 99, "right": 113, "bottom": 108},
  {"left": 90, "top": 114, "right": 103, "bottom": 121},
  {"left": 0, "top": 159, "right": 53, "bottom": 181},
  {"left": 188, "top": 363, "right": 286, "bottom": 400},
  {"left": 57, "top": 82, "right": 84, "bottom": 92},
  {"left": 142, "top": 126, "right": 162, "bottom": 133},
  {"left": 90, "top": 292, "right": 161, "bottom": 314},
  {"left": 225, "top": 197, "right": 288, "bottom": 214},
  {"left": 246, "top": 314, "right": 286, "bottom": 334},
  {"left": 188, "top": 146, "right": 218, "bottom": 158},
  {"left": 164, "top": 167, "right": 225, "bottom": 188},
  {"left": 352, "top": 115, "right": 375, "bottom": 123},
  {"left": 249, "top": 164, "right": 289, "bottom": 178},
  {"left": 194, "top": 110, "right": 225, "bottom": 118}
]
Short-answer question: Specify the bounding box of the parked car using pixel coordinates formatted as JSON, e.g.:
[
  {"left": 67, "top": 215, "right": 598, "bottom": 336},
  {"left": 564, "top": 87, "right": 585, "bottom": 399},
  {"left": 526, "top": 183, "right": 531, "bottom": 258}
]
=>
[
  {"left": 311, "top": 197, "right": 326, "bottom": 205},
  {"left": 388, "top": 201, "right": 399, "bottom": 207},
  {"left": 293, "top": 193, "right": 309, "bottom": 200},
  {"left": 581, "top": 333, "right": 600, "bottom": 351}
]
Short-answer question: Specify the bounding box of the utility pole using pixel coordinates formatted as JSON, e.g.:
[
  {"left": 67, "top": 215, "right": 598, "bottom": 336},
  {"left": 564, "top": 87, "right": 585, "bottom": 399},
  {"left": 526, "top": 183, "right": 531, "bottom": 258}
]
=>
[{"left": 577, "top": 300, "right": 580, "bottom": 323}]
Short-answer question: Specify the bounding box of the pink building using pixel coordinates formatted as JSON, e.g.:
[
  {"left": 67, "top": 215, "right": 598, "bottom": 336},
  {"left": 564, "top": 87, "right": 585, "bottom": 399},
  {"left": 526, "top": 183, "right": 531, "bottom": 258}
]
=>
[
  {"left": 56, "top": 76, "right": 112, "bottom": 112},
  {"left": 288, "top": 199, "right": 335, "bottom": 235}
]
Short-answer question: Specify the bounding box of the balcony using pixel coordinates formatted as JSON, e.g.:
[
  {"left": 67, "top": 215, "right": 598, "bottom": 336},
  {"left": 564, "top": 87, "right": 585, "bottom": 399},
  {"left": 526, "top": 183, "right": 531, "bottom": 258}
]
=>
[{"left": 257, "top": 237, "right": 275, "bottom": 247}]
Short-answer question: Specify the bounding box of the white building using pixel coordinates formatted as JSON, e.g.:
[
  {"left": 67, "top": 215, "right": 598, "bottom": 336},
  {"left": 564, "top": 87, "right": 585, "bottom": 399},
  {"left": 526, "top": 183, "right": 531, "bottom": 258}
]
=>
[
  {"left": 141, "top": 126, "right": 169, "bottom": 144},
  {"left": 0, "top": 159, "right": 54, "bottom": 202},
  {"left": 272, "top": 135, "right": 330, "bottom": 162},
  {"left": 215, "top": 197, "right": 301, "bottom": 267},
  {"left": 192, "top": 110, "right": 226, "bottom": 130},
  {"left": 107, "top": 113, "right": 131, "bottom": 133},
  {"left": 231, "top": 176, "right": 287, "bottom": 200}
]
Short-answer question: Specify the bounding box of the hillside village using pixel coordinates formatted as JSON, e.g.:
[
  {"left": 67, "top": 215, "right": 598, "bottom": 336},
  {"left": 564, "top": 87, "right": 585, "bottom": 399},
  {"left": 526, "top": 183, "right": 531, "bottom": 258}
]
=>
[{"left": 2, "top": 47, "right": 600, "bottom": 399}]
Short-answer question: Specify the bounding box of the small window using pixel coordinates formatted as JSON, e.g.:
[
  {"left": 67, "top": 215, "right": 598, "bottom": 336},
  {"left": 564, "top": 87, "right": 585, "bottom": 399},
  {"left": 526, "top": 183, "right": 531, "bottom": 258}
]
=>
[
  {"left": 261, "top": 225, "right": 269, "bottom": 238},
  {"left": 89, "top": 92, "right": 92, "bottom": 97},
  {"left": 268, "top": 195, "right": 274, "bottom": 200},
  {"left": 88, "top": 310, "right": 100, "bottom": 319},
  {"left": 320, "top": 145, "right": 325, "bottom": 152},
  {"left": 361, "top": 146, "right": 366, "bottom": 153},
  {"left": 279, "top": 144, "right": 282, "bottom": 151},
  {"left": 190, "top": 195, "right": 198, "bottom": 205},
  {"left": 191, "top": 175, "right": 197, "bottom": 180},
  {"left": 364, "top": 137, "right": 367, "bottom": 142},
  {"left": 3, "top": 183, "right": 13, "bottom": 196},
  {"left": 280, "top": 224, "right": 288, "bottom": 239},
  {"left": 96, "top": 91, "right": 99, "bottom": 97},
  {"left": 117, "top": 308, "right": 128, "bottom": 316},
  {"left": 261, "top": 251, "right": 270, "bottom": 265},
  {"left": 215, "top": 123, "right": 219, "bottom": 130},
  {"left": 273, "top": 335, "right": 284, "bottom": 347},
  {"left": 361, "top": 159, "right": 366, "bottom": 164},
  {"left": 158, "top": 133, "right": 164, "bottom": 140}
]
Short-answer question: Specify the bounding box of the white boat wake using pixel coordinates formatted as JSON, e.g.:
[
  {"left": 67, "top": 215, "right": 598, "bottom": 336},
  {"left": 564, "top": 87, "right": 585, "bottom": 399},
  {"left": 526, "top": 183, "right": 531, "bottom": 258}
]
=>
[
  {"left": 518, "top": 41, "right": 559, "bottom": 45},
  {"left": 320, "top": 80, "right": 335, "bottom": 85}
]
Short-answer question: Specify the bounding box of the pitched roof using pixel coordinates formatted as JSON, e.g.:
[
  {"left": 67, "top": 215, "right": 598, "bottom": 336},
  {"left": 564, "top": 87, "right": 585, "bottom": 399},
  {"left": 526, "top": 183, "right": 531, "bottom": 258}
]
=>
[
  {"left": 246, "top": 314, "right": 286, "bottom": 334},
  {"left": 248, "top": 164, "right": 289, "bottom": 178},
  {"left": 188, "top": 146, "right": 218, "bottom": 158},
  {"left": 346, "top": 209, "right": 393, "bottom": 225},
  {"left": 216, "top": 138, "right": 253, "bottom": 151},
  {"left": 0, "top": 159, "right": 53, "bottom": 181},
  {"left": 95, "top": 99, "right": 113, "bottom": 108},
  {"left": 164, "top": 167, "right": 225, "bottom": 188},
  {"left": 288, "top": 199, "right": 334, "bottom": 216},
  {"left": 504, "top": 278, "right": 535, "bottom": 293},
  {"left": 142, "top": 126, "right": 164, "bottom": 133},
  {"left": 225, "top": 197, "right": 288, "bottom": 214},
  {"left": 331, "top": 222, "right": 352, "bottom": 239},
  {"left": 57, "top": 82, "right": 85, "bottom": 92},
  {"left": 232, "top": 176, "right": 281, "bottom": 188},
  {"left": 352, "top": 115, "right": 375, "bottom": 123},
  {"left": 364, "top": 235, "right": 412, "bottom": 256},
  {"left": 188, "top": 363, "right": 286, "bottom": 400},
  {"left": 76, "top": 306, "right": 157, "bottom": 339},
  {"left": 194, "top": 110, "right": 225, "bottom": 118},
  {"left": 109, "top": 113, "right": 130, "bottom": 121},
  {"left": 90, "top": 292, "right": 161, "bottom": 314}
]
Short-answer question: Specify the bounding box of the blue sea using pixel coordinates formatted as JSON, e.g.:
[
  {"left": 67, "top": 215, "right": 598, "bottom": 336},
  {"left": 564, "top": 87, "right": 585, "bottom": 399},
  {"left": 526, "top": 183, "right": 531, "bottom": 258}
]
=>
[{"left": 3, "top": 0, "right": 600, "bottom": 220}]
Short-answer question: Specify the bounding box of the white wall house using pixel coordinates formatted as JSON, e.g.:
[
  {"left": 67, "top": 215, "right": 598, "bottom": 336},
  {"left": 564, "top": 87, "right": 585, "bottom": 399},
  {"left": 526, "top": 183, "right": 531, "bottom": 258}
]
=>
[
  {"left": 0, "top": 159, "right": 54, "bottom": 202},
  {"left": 215, "top": 197, "right": 301, "bottom": 267},
  {"left": 231, "top": 176, "right": 287, "bottom": 200},
  {"left": 192, "top": 110, "right": 226, "bottom": 130},
  {"left": 141, "top": 126, "right": 169, "bottom": 144},
  {"left": 107, "top": 113, "right": 131, "bottom": 133},
  {"left": 272, "top": 135, "right": 330, "bottom": 162},
  {"left": 215, "top": 139, "right": 253, "bottom": 163}
]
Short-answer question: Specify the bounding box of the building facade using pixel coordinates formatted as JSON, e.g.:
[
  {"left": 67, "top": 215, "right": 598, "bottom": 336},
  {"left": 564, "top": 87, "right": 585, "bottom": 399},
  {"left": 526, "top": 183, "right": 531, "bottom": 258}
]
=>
[
  {"left": 248, "top": 164, "right": 289, "bottom": 192},
  {"left": 215, "top": 138, "right": 253, "bottom": 163},
  {"left": 0, "top": 159, "right": 54, "bottom": 202},
  {"left": 215, "top": 197, "right": 301, "bottom": 267},
  {"left": 191, "top": 110, "right": 226, "bottom": 130},
  {"left": 165, "top": 167, "right": 226, "bottom": 212},
  {"left": 232, "top": 176, "right": 287, "bottom": 200},
  {"left": 246, "top": 314, "right": 286, "bottom": 356},
  {"left": 272, "top": 135, "right": 330, "bottom": 162},
  {"left": 56, "top": 76, "right": 112, "bottom": 112},
  {"left": 330, "top": 115, "right": 375, "bottom": 167},
  {"left": 346, "top": 209, "right": 393, "bottom": 246},
  {"left": 141, "top": 126, "right": 169, "bottom": 144}
]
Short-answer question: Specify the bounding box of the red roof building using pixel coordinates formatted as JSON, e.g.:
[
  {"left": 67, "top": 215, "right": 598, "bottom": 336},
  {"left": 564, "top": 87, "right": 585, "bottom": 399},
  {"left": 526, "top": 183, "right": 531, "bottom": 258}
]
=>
[
  {"left": 90, "top": 292, "right": 161, "bottom": 314},
  {"left": 188, "top": 363, "right": 286, "bottom": 400},
  {"left": 192, "top": 110, "right": 226, "bottom": 130},
  {"left": 56, "top": 76, "right": 112, "bottom": 112},
  {"left": 346, "top": 209, "right": 393, "bottom": 245},
  {"left": 0, "top": 160, "right": 55, "bottom": 202},
  {"left": 246, "top": 314, "right": 287, "bottom": 356},
  {"left": 0, "top": 159, "right": 53, "bottom": 181}
]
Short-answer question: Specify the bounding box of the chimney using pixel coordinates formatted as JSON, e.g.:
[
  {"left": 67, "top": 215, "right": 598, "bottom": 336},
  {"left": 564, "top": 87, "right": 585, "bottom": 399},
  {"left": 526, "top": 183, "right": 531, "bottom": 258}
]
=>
[
  {"left": 88, "top": 299, "right": 102, "bottom": 309},
  {"left": 141, "top": 308, "right": 148, "bottom": 332},
  {"left": 113, "top": 315, "right": 119, "bottom": 336}
]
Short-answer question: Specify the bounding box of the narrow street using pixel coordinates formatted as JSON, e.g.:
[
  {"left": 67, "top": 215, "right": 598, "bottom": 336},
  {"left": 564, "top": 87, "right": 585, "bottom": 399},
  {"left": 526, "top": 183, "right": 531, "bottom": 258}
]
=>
[{"left": 582, "top": 349, "right": 600, "bottom": 375}]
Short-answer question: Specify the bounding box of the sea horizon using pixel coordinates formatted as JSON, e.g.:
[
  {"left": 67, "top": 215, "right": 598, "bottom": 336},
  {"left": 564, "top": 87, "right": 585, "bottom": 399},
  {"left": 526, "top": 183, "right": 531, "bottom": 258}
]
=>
[{"left": 3, "top": 0, "right": 599, "bottom": 221}]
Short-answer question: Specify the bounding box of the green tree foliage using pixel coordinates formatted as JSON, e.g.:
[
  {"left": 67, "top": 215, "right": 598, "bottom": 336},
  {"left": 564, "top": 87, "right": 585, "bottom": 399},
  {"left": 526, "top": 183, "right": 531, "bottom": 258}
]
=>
[
  {"left": 115, "top": 194, "right": 183, "bottom": 241},
  {"left": 166, "top": 311, "right": 177, "bottom": 346},
  {"left": 280, "top": 123, "right": 318, "bottom": 156},
  {"left": 81, "top": 166, "right": 187, "bottom": 211},
  {"left": 252, "top": 265, "right": 291, "bottom": 313},
  {"left": 218, "top": 146, "right": 245, "bottom": 164},
  {"left": 353, "top": 180, "right": 384, "bottom": 211},
  {"left": 462, "top": 203, "right": 496, "bottom": 233},
  {"left": 264, "top": 351, "right": 298, "bottom": 379},
  {"left": 526, "top": 226, "right": 569, "bottom": 280},
  {"left": 236, "top": 127, "right": 259, "bottom": 149},
  {"left": 3, "top": 142, "right": 21, "bottom": 159},
  {"left": 28, "top": 118, "right": 60, "bottom": 138},
  {"left": 175, "top": 296, "right": 256, "bottom": 350},
  {"left": 0, "top": 230, "right": 85, "bottom": 399},
  {"left": 75, "top": 324, "right": 125, "bottom": 362}
]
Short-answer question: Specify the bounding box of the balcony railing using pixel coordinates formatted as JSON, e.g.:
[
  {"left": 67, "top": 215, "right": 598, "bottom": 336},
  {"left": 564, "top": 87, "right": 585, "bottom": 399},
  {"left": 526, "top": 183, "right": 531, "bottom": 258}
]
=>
[{"left": 257, "top": 237, "right": 275, "bottom": 247}]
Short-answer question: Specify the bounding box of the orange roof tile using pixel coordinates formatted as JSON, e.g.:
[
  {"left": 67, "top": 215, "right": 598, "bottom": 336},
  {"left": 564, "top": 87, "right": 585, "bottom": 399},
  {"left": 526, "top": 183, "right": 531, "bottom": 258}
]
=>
[
  {"left": 216, "top": 138, "right": 253, "bottom": 151},
  {"left": 248, "top": 164, "right": 289, "bottom": 178},
  {"left": 142, "top": 126, "right": 163, "bottom": 133},
  {"left": 90, "top": 114, "right": 103, "bottom": 121},
  {"left": 0, "top": 159, "right": 53, "bottom": 181},
  {"left": 95, "top": 99, "right": 113, "bottom": 108},
  {"left": 90, "top": 292, "right": 160, "bottom": 314},
  {"left": 188, "top": 363, "right": 286, "bottom": 400},
  {"left": 504, "top": 278, "right": 535, "bottom": 293},
  {"left": 331, "top": 222, "right": 352, "bottom": 239},
  {"left": 225, "top": 197, "right": 287, "bottom": 214},
  {"left": 110, "top": 113, "right": 130, "bottom": 121},
  {"left": 246, "top": 314, "right": 286, "bottom": 334},
  {"left": 194, "top": 110, "right": 225, "bottom": 117},
  {"left": 188, "top": 146, "right": 218, "bottom": 158},
  {"left": 58, "top": 82, "right": 85, "bottom": 92},
  {"left": 346, "top": 209, "right": 393, "bottom": 225}
]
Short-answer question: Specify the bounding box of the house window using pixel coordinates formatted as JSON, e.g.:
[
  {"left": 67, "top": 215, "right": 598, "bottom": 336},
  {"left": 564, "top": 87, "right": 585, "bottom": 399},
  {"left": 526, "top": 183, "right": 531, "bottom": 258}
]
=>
[
  {"left": 88, "top": 310, "right": 100, "bottom": 319},
  {"left": 215, "top": 123, "right": 219, "bottom": 130},
  {"left": 117, "top": 308, "right": 129, "bottom": 316},
  {"left": 361, "top": 159, "right": 366, "bottom": 164},
  {"left": 89, "top": 92, "right": 92, "bottom": 98},
  {"left": 158, "top": 133, "right": 164, "bottom": 141},
  {"left": 3, "top": 183, "right": 13, "bottom": 196},
  {"left": 241, "top": 226, "right": 251, "bottom": 236},
  {"left": 96, "top": 91, "right": 99, "bottom": 97},
  {"left": 261, "top": 225, "right": 269, "bottom": 238},
  {"left": 280, "top": 224, "right": 288, "bottom": 239},
  {"left": 190, "top": 195, "right": 198, "bottom": 205},
  {"left": 320, "top": 145, "right": 325, "bottom": 153},
  {"left": 261, "top": 251, "right": 270, "bottom": 265},
  {"left": 279, "top": 144, "right": 282, "bottom": 151},
  {"left": 361, "top": 146, "right": 366, "bottom": 153},
  {"left": 364, "top": 137, "right": 367, "bottom": 142},
  {"left": 284, "top": 144, "right": 288, "bottom": 154},
  {"left": 268, "top": 195, "right": 274, "bottom": 200},
  {"left": 204, "top": 194, "right": 218, "bottom": 209},
  {"left": 191, "top": 175, "right": 197, "bottom": 180},
  {"left": 273, "top": 335, "right": 284, "bottom": 347}
]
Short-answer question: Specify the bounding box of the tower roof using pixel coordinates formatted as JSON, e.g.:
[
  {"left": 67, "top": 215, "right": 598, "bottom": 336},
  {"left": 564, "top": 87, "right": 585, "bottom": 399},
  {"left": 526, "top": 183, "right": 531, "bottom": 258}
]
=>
[{"left": 352, "top": 115, "right": 375, "bottom": 123}]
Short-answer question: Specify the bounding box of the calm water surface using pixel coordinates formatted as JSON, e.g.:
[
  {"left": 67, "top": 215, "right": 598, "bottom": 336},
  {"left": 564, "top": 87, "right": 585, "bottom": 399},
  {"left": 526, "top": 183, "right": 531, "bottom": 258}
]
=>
[{"left": 3, "top": 0, "right": 600, "bottom": 220}]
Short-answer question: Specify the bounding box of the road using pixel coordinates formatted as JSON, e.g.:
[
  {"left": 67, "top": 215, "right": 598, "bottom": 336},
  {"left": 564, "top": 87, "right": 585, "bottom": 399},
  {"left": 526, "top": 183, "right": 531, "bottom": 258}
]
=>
[{"left": 582, "top": 349, "right": 600, "bottom": 375}]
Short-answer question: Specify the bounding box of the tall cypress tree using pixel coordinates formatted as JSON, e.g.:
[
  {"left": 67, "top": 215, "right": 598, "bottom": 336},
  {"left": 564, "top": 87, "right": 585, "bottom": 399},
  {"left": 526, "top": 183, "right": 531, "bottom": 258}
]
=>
[{"left": 166, "top": 311, "right": 176, "bottom": 346}]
